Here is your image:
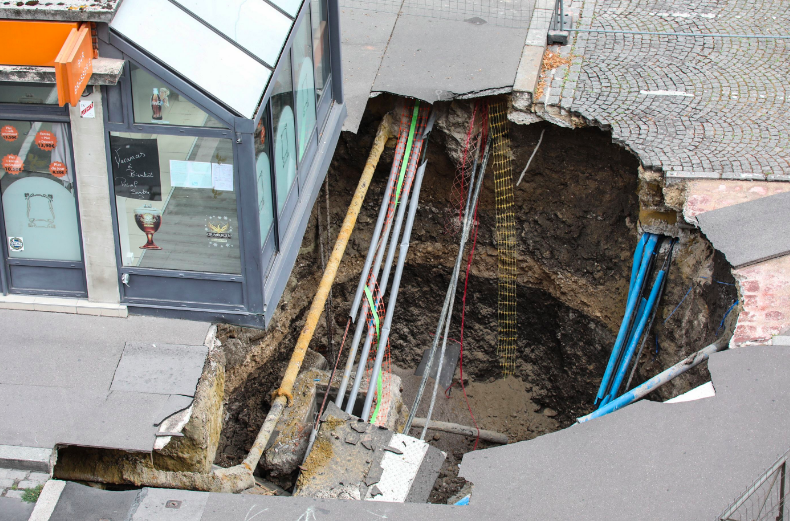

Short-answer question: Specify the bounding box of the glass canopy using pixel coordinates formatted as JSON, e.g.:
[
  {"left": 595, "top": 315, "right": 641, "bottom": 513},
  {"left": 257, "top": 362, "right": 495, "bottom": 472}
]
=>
[{"left": 111, "top": 0, "right": 305, "bottom": 118}]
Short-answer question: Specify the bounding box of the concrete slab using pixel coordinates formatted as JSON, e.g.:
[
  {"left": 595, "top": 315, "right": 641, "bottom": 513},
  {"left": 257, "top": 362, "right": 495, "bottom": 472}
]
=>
[
  {"left": 0, "top": 385, "right": 172, "bottom": 451},
  {"left": 696, "top": 190, "right": 790, "bottom": 268},
  {"left": 49, "top": 482, "right": 139, "bottom": 521},
  {"left": 0, "top": 310, "right": 208, "bottom": 390},
  {"left": 339, "top": 6, "right": 400, "bottom": 132},
  {"left": 132, "top": 487, "right": 209, "bottom": 520},
  {"left": 0, "top": 496, "right": 35, "bottom": 521},
  {"left": 0, "top": 309, "right": 209, "bottom": 452},
  {"left": 459, "top": 345, "right": 790, "bottom": 520},
  {"left": 111, "top": 343, "right": 208, "bottom": 397},
  {"left": 373, "top": 17, "right": 528, "bottom": 102}
]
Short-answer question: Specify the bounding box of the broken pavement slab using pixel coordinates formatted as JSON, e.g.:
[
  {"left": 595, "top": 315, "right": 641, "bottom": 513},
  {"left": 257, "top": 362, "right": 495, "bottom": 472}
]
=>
[
  {"left": 695, "top": 190, "right": 790, "bottom": 268},
  {"left": 294, "top": 403, "right": 445, "bottom": 503},
  {"left": 372, "top": 17, "right": 528, "bottom": 103}
]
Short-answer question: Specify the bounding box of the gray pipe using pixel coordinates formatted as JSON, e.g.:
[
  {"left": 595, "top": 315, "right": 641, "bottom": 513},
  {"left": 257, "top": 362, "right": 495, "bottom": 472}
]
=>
[
  {"left": 361, "top": 160, "right": 428, "bottom": 421},
  {"left": 420, "top": 139, "right": 490, "bottom": 440},
  {"left": 345, "top": 144, "right": 421, "bottom": 414},
  {"left": 338, "top": 206, "right": 399, "bottom": 410},
  {"left": 404, "top": 137, "right": 490, "bottom": 433},
  {"left": 336, "top": 141, "right": 407, "bottom": 409},
  {"left": 348, "top": 130, "right": 408, "bottom": 321}
]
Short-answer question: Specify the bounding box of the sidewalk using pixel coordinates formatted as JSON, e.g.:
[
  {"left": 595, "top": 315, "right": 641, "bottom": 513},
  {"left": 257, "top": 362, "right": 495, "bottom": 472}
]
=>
[{"left": 0, "top": 309, "right": 210, "bottom": 520}]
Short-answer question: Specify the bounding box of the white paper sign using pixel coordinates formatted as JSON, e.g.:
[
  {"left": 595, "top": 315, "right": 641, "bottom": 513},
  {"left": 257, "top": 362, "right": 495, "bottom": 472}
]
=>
[
  {"left": 79, "top": 100, "right": 95, "bottom": 119},
  {"left": 170, "top": 160, "right": 212, "bottom": 189},
  {"left": 211, "top": 163, "right": 233, "bottom": 191}
]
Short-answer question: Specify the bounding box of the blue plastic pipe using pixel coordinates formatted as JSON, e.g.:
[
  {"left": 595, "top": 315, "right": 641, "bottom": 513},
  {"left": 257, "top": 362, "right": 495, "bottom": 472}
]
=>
[
  {"left": 606, "top": 269, "right": 666, "bottom": 403},
  {"left": 595, "top": 234, "right": 659, "bottom": 404},
  {"left": 630, "top": 234, "right": 649, "bottom": 289},
  {"left": 599, "top": 297, "right": 647, "bottom": 408},
  {"left": 577, "top": 339, "right": 726, "bottom": 424}
]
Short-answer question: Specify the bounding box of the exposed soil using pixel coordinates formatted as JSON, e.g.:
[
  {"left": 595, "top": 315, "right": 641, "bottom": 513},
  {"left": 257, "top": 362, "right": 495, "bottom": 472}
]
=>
[{"left": 213, "top": 94, "right": 738, "bottom": 503}]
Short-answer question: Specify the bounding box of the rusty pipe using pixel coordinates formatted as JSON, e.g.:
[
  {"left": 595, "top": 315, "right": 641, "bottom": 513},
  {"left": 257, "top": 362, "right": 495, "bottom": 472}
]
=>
[{"left": 94, "top": 114, "right": 393, "bottom": 494}]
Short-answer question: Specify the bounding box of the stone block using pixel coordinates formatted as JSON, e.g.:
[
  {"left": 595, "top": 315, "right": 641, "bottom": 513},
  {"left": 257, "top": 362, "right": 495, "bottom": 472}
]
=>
[
  {"left": 513, "top": 46, "right": 545, "bottom": 94},
  {"left": 5, "top": 489, "right": 24, "bottom": 499},
  {"left": 27, "top": 472, "right": 50, "bottom": 484}
]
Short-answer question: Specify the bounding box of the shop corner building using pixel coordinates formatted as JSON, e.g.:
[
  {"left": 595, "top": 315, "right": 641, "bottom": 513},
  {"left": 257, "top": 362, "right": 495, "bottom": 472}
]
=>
[{"left": 0, "top": 0, "right": 346, "bottom": 327}]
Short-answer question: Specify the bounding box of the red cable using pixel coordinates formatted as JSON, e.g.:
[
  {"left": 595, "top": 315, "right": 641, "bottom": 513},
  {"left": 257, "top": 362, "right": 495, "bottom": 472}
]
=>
[{"left": 455, "top": 106, "right": 486, "bottom": 450}]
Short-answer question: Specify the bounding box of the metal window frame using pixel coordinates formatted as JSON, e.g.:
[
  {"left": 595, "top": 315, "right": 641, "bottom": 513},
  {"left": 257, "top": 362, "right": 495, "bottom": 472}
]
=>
[
  {"left": 88, "top": 0, "right": 345, "bottom": 326},
  {"left": 0, "top": 109, "right": 88, "bottom": 297},
  {"left": 99, "top": 50, "right": 264, "bottom": 314}
]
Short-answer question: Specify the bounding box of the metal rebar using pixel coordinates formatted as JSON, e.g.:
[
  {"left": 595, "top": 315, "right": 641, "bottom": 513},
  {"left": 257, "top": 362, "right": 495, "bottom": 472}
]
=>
[
  {"left": 405, "top": 137, "right": 491, "bottom": 434},
  {"left": 421, "top": 139, "right": 490, "bottom": 439},
  {"left": 403, "top": 138, "right": 483, "bottom": 433}
]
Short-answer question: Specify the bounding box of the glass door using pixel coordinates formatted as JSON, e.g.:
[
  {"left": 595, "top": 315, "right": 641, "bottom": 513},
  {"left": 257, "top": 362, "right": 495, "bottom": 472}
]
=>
[{"left": 0, "top": 119, "right": 86, "bottom": 296}]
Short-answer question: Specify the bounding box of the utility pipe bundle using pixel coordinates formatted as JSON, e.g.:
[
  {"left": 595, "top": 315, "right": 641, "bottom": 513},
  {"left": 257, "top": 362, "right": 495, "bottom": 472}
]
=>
[
  {"left": 596, "top": 232, "right": 676, "bottom": 408},
  {"left": 405, "top": 135, "right": 492, "bottom": 438},
  {"left": 336, "top": 102, "right": 435, "bottom": 419}
]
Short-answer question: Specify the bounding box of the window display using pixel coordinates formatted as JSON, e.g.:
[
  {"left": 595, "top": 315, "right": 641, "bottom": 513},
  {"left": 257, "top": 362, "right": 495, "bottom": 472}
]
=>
[
  {"left": 110, "top": 131, "right": 240, "bottom": 274},
  {"left": 255, "top": 108, "right": 275, "bottom": 248},
  {"left": 311, "top": 0, "right": 331, "bottom": 104},
  {"left": 130, "top": 63, "right": 226, "bottom": 128},
  {"left": 293, "top": 14, "right": 317, "bottom": 161},
  {"left": 0, "top": 120, "right": 81, "bottom": 261},
  {"left": 271, "top": 54, "right": 297, "bottom": 216}
]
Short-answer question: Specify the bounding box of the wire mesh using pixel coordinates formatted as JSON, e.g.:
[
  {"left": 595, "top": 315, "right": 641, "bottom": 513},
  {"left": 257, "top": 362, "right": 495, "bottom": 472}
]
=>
[
  {"left": 718, "top": 448, "right": 790, "bottom": 521},
  {"left": 339, "top": 0, "right": 536, "bottom": 29},
  {"left": 488, "top": 100, "right": 518, "bottom": 377}
]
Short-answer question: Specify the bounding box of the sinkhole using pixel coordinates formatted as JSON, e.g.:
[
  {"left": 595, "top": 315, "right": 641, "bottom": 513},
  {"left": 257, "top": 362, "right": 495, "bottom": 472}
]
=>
[{"left": 214, "top": 95, "right": 739, "bottom": 503}]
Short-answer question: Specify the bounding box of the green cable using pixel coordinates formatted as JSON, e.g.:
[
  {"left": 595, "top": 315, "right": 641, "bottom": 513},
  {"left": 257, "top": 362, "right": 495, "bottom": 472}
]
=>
[
  {"left": 369, "top": 102, "right": 420, "bottom": 424},
  {"left": 395, "top": 101, "right": 420, "bottom": 207},
  {"left": 363, "top": 285, "right": 379, "bottom": 336},
  {"left": 371, "top": 369, "right": 384, "bottom": 423},
  {"left": 364, "top": 284, "right": 384, "bottom": 423}
]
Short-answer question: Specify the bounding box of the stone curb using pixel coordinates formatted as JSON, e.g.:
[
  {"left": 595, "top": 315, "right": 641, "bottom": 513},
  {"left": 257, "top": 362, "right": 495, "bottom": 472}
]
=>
[
  {"left": 28, "top": 480, "right": 66, "bottom": 521},
  {"left": 0, "top": 446, "right": 53, "bottom": 473}
]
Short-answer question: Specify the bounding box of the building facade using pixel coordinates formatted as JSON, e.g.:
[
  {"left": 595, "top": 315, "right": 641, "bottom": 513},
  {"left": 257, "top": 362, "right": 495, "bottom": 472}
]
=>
[{"left": 0, "top": 0, "right": 345, "bottom": 327}]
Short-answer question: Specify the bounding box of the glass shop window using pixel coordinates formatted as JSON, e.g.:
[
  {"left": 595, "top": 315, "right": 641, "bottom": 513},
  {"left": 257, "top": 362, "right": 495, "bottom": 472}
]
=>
[
  {"left": 129, "top": 63, "right": 226, "bottom": 128},
  {"left": 293, "top": 13, "right": 317, "bottom": 161},
  {"left": 0, "top": 120, "right": 81, "bottom": 261},
  {"left": 310, "top": 0, "right": 331, "bottom": 103},
  {"left": 270, "top": 53, "right": 297, "bottom": 216},
  {"left": 108, "top": 131, "right": 240, "bottom": 275},
  {"left": 0, "top": 82, "right": 58, "bottom": 105},
  {"left": 255, "top": 107, "right": 275, "bottom": 248}
]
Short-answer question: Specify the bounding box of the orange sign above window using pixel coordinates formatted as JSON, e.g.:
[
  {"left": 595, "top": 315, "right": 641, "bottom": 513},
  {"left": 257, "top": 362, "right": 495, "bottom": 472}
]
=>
[
  {"left": 54, "top": 26, "right": 94, "bottom": 107},
  {"left": 0, "top": 21, "right": 79, "bottom": 67}
]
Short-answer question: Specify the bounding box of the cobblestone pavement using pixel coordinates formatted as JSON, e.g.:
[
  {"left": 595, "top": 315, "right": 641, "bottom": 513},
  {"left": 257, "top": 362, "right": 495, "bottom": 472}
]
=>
[
  {"left": 538, "top": 0, "right": 790, "bottom": 180},
  {"left": 0, "top": 467, "right": 48, "bottom": 500}
]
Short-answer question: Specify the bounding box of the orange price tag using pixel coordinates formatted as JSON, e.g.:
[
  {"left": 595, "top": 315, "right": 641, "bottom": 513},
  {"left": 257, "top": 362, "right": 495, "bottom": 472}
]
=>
[
  {"left": 49, "top": 161, "right": 68, "bottom": 178},
  {"left": 2, "top": 154, "right": 24, "bottom": 175},
  {"left": 35, "top": 130, "right": 58, "bottom": 151},
  {"left": 0, "top": 125, "right": 17, "bottom": 142}
]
